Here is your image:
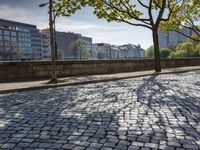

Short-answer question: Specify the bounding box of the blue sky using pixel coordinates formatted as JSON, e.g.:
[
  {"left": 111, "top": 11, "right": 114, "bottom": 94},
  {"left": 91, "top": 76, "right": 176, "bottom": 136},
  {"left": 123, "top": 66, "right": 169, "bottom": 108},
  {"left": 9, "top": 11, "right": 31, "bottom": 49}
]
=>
[{"left": 0, "top": 0, "right": 153, "bottom": 49}]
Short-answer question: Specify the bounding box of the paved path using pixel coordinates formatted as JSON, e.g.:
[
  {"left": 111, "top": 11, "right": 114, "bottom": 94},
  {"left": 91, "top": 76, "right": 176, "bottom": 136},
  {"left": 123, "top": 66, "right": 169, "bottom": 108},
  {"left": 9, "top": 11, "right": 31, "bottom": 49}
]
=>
[
  {"left": 1, "top": 66, "right": 200, "bottom": 94},
  {"left": 0, "top": 70, "right": 200, "bottom": 149}
]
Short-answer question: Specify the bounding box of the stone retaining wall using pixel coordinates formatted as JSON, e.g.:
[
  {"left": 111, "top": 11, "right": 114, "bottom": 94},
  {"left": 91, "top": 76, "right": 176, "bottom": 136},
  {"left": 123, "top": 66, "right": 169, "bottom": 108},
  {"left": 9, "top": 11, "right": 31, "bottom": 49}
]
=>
[{"left": 0, "top": 58, "right": 200, "bottom": 81}]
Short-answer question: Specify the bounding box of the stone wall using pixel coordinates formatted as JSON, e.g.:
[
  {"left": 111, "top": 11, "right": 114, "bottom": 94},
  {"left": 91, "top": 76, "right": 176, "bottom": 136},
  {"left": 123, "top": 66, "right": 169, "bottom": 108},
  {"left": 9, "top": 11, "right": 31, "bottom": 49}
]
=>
[{"left": 0, "top": 58, "right": 200, "bottom": 81}]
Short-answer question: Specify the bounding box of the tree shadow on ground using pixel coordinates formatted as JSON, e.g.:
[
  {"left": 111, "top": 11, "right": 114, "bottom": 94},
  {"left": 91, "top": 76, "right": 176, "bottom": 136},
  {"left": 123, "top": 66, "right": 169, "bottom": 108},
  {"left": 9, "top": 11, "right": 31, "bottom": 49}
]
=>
[
  {"left": 133, "top": 73, "right": 200, "bottom": 149},
  {"left": 0, "top": 72, "right": 200, "bottom": 149}
]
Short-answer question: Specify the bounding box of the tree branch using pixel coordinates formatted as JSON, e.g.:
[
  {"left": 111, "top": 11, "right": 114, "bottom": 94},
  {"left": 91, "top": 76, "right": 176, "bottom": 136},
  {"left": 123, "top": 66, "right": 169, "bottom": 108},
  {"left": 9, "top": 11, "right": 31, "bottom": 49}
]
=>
[
  {"left": 180, "top": 24, "right": 200, "bottom": 37},
  {"left": 148, "top": 0, "right": 154, "bottom": 26},
  {"left": 153, "top": 0, "right": 162, "bottom": 9},
  {"left": 156, "top": 0, "right": 166, "bottom": 27},
  {"left": 112, "top": 8, "right": 152, "bottom": 29},
  {"left": 138, "top": 0, "right": 149, "bottom": 9},
  {"left": 119, "top": 0, "right": 150, "bottom": 23},
  {"left": 104, "top": 0, "right": 152, "bottom": 27},
  {"left": 175, "top": 29, "right": 200, "bottom": 42},
  {"left": 161, "top": 0, "right": 185, "bottom": 22}
]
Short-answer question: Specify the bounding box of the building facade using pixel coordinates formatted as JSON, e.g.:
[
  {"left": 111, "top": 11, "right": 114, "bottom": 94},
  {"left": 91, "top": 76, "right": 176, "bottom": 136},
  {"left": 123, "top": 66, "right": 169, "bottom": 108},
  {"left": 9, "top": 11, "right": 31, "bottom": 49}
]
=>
[
  {"left": 93, "top": 43, "right": 112, "bottom": 59},
  {"left": 41, "top": 29, "right": 51, "bottom": 60},
  {"left": 93, "top": 43, "right": 145, "bottom": 60},
  {"left": 116, "top": 44, "right": 145, "bottom": 59},
  {"left": 30, "top": 29, "right": 42, "bottom": 60},
  {"left": 41, "top": 29, "right": 92, "bottom": 60},
  {"left": 0, "top": 19, "right": 42, "bottom": 61},
  {"left": 158, "top": 28, "right": 194, "bottom": 48},
  {"left": 0, "top": 18, "right": 146, "bottom": 61}
]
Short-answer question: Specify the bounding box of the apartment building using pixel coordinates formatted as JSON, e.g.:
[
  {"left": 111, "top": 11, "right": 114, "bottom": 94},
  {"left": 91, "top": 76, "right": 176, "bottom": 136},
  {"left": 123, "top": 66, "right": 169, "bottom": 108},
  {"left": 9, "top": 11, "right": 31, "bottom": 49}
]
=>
[
  {"left": 41, "top": 29, "right": 92, "bottom": 60},
  {"left": 93, "top": 43, "right": 145, "bottom": 60},
  {"left": 158, "top": 28, "right": 194, "bottom": 48},
  {"left": 92, "top": 43, "right": 112, "bottom": 59},
  {"left": 116, "top": 44, "right": 145, "bottom": 59},
  {"left": 0, "top": 18, "right": 146, "bottom": 61},
  {"left": 0, "top": 18, "right": 42, "bottom": 61}
]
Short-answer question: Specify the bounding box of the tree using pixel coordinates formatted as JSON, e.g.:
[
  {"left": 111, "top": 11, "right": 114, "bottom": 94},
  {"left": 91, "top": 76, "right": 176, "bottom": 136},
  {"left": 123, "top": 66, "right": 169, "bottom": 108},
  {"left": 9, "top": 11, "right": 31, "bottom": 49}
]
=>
[
  {"left": 169, "top": 51, "right": 175, "bottom": 58},
  {"left": 145, "top": 45, "right": 154, "bottom": 57},
  {"left": 186, "top": 35, "right": 200, "bottom": 56},
  {"left": 70, "top": 38, "right": 91, "bottom": 59},
  {"left": 187, "top": 35, "right": 200, "bottom": 46},
  {"left": 173, "top": 50, "right": 188, "bottom": 57},
  {"left": 83, "top": 0, "right": 186, "bottom": 72},
  {"left": 176, "top": 43, "right": 182, "bottom": 51},
  {"left": 40, "top": 0, "right": 85, "bottom": 82},
  {"left": 196, "top": 43, "right": 200, "bottom": 51},
  {"left": 53, "top": 0, "right": 84, "bottom": 15},
  {"left": 145, "top": 45, "right": 173, "bottom": 58},
  {"left": 160, "top": 48, "right": 173, "bottom": 58},
  {"left": 193, "top": 42, "right": 200, "bottom": 57},
  {"left": 57, "top": 49, "right": 65, "bottom": 60},
  {"left": 171, "top": 41, "right": 200, "bottom": 57},
  {"left": 176, "top": 42, "right": 194, "bottom": 56},
  {"left": 160, "top": 0, "right": 200, "bottom": 42},
  {"left": 81, "top": 49, "right": 91, "bottom": 59},
  {"left": 55, "top": 0, "right": 187, "bottom": 72}
]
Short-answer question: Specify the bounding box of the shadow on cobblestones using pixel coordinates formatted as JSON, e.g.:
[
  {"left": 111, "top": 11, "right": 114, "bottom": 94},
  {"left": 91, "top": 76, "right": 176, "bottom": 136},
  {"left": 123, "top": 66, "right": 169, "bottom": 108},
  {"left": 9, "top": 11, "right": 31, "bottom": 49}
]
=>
[
  {"left": 134, "top": 74, "right": 200, "bottom": 149},
  {"left": 0, "top": 72, "right": 200, "bottom": 149}
]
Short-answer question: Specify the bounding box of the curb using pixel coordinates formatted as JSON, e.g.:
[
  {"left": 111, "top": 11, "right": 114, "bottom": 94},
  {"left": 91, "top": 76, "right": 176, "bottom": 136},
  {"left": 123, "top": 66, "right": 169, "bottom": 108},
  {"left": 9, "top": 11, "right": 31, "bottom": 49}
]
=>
[{"left": 0, "top": 68, "right": 200, "bottom": 94}]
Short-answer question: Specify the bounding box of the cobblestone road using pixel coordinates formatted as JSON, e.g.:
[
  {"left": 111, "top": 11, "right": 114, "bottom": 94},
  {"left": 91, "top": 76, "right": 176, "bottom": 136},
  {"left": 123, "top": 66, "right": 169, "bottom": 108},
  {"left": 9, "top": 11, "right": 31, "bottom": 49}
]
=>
[{"left": 0, "top": 71, "right": 200, "bottom": 150}]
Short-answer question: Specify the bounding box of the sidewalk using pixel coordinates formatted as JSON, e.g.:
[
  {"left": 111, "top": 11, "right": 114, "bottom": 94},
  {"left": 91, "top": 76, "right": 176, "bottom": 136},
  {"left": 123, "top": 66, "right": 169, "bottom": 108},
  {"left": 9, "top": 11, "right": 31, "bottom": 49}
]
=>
[{"left": 1, "top": 66, "right": 200, "bottom": 94}]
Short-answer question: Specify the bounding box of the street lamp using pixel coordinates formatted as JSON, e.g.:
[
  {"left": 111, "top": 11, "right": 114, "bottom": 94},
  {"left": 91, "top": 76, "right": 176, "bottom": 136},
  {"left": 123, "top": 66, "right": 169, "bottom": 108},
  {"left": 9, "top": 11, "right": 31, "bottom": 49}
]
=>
[
  {"left": 39, "top": 0, "right": 57, "bottom": 82},
  {"left": 39, "top": 2, "right": 49, "bottom": 7}
]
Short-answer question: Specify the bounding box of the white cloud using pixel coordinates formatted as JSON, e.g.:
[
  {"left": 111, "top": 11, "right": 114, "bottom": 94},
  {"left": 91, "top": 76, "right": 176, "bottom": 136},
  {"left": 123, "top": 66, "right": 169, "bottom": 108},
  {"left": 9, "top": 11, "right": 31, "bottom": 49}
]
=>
[
  {"left": 0, "top": 5, "right": 28, "bottom": 18},
  {"left": 0, "top": 4, "right": 152, "bottom": 49},
  {"left": 0, "top": 4, "right": 48, "bottom": 28},
  {"left": 0, "top": 4, "right": 127, "bottom": 31}
]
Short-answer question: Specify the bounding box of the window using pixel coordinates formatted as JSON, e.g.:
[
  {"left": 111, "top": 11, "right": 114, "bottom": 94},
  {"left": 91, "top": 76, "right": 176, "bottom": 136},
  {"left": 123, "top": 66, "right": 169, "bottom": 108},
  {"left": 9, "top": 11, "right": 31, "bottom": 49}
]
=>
[
  {"left": 4, "top": 36, "right": 10, "bottom": 41},
  {"left": 23, "top": 28, "right": 29, "bottom": 32},
  {"left": 11, "top": 37, "right": 17, "bottom": 41},
  {"left": 4, "top": 41, "right": 10, "bottom": 47},
  {"left": 11, "top": 47, "right": 18, "bottom": 52},
  {"left": 11, "top": 42, "right": 17, "bottom": 47},
  {"left": 0, "top": 45, "right": 3, "bottom": 51},
  {"left": 0, "top": 41, "right": 3, "bottom": 51},
  {"left": 9, "top": 26, "right": 16, "bottom": 30},
  {"left": 5, "top": 46, "right": 10, "bottom": 51},
  {"left": 4, "top": 30, "right": 9, "bottom": 36},
  {"left": 18, "top": 32, "right": 22, "bottom": 36},
  {"left": 11, "top": 31, "right": 16, "bottom": 36},
  {"left": 17, "top": 27, "right": 23, "bottom": 31}
]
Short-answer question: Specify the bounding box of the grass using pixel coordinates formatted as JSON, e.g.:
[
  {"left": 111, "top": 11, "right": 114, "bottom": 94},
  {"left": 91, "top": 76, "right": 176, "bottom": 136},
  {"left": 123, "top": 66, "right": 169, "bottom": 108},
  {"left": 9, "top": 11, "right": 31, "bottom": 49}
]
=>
[{"left": 44, "top": 79, "right": 69, "bottom": 85}]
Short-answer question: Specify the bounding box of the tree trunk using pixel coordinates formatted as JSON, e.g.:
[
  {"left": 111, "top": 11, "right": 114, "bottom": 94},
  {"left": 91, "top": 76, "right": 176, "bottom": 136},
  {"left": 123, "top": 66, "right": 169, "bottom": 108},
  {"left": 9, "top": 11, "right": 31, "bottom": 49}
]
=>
[
  {"left": 49, "top": 0, "right": 57, "bottom": 82},
  {"left": 152, "top": 28, "right": 161, "bottom": 72}
]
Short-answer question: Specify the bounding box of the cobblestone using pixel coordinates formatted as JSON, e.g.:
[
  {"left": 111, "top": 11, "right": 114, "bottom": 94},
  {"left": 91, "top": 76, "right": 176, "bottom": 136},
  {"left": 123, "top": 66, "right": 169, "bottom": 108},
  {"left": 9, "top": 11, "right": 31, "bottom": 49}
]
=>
[{"left": 0, "top": 71, "right": 200, "bottom": 149}]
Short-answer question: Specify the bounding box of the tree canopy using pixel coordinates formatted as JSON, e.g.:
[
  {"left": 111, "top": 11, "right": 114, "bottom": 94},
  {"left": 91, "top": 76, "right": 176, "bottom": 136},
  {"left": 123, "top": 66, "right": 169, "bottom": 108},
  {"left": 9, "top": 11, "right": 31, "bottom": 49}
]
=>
[
  {"left": 160, "top": 0, "right": 200, "bottom": 42},
  {"left": 88, "top": 0, "right": 185, "bottom": 30},
  {"left": 53, "top": 0, "right": 85, "bottom": 20},
  {"left": 54, "top": 0, "right": 196, "bottom": 71},
  {"left": 170, "top": 40, "right": 200, "bottom": 58},
  {"left": 145, "top": 45, "right": 154, "bottom": 57},
  {"left": 145, "top": 46, "right": 173, "bottom": 58}
]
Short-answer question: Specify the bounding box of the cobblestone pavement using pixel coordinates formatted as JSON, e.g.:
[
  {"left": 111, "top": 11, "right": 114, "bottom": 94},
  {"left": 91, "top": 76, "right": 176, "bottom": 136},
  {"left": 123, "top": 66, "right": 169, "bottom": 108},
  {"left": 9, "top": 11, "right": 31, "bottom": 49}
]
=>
[{"left": 0, "top": 71, "right": 200, "bottom": 150}]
